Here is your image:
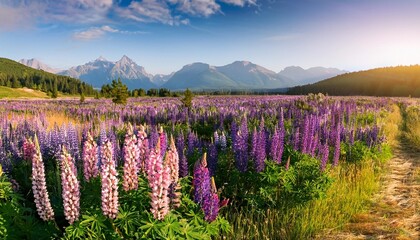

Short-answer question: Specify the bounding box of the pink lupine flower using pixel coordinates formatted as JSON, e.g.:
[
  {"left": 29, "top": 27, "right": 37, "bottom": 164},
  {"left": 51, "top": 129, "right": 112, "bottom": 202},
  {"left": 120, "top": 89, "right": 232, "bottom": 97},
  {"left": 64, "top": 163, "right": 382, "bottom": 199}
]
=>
[
  {"left": 31, "top": 135, "right": 55, "bottom": 221},
  {"left": 60, "top": 146, "right": 80, "bottom": 224},
  {"left": 123, "top": 123, "right": 140, "bottom": 191},
  {"left": 82, "top": 131, "right": 99, "bottom": 181},
  {"left": 100, "top": 140, "right": 119, "bottom": 219},
  {"left": 165, "top": 135, "right": 181, "bottom": 209},
  {"left": 147, "top": 140, "right": 171, "bottom": 220},
  {"left": 137, "top": 125, "right": 149, "bottom": 173}
]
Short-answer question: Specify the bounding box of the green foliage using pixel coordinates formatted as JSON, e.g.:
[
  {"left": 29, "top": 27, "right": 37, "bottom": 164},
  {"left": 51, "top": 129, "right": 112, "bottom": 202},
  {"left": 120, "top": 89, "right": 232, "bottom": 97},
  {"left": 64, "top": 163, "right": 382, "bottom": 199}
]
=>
[
  {"left": 111, "top": 78, "right": 129, "bottom": 105},
  {"left": 181, "top": 89, "right": 194, "bottom": 110},
  {"left": 288, "top": 65, "right": 420, "bottom": 97},
  {"left": 0, "top": 58, "right": 96, "bottom": 96},
  {"left": 80, "top": 92, "right": 85, "bottom": 103}
]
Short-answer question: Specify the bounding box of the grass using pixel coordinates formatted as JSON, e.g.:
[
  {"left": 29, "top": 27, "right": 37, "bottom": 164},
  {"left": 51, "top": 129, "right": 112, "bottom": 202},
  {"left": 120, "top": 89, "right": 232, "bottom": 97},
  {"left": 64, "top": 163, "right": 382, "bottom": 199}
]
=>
[
  {"left": 218, "top": 104, "right": 401, "bottom": 240},
  {"left": 0, "top": 86, "right": 49, "bottom": 99}
]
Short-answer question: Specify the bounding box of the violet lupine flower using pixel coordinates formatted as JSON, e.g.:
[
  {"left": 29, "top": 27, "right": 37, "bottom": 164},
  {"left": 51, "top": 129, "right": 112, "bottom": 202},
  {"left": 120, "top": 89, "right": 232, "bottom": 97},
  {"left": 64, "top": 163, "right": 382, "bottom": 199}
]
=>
[
  {"left": 100, "top": 139, "right": 119, "bottom": 219},
  {"left": 149, "top": 127, "right": 159, "bottom": 150},
  {"left": 219, "top": 131, "right": 227, "bottom": 151},
  {"left": 301, "top": 116, "right": 310, "bottom": 153},
  {"left": 234, "top": 119, "right": 249, "bottom": 172},
  {"left": 82, "top": 131, "right": 99, "bottom": 182},
  {"left": 193, "top": 154, "right": 220, "bottom": 222},
  {"left": 332, "top": 124, "right": 341, "bottom": 166},
  {"left": 159, "top": 126, "right": 167, "bottom": 159},
  {"left": 165, "top": 136, "right": 181, "bottom": 209},
  {"left": 193, "top": 153, "right": 211, "bottom": 205},
  {"left": 123, "top": 124, "right": 140, "bottom": 192},
  {"left": 147, "top": 140, "right": 171, "bottom": 220},
  {"left": 176, "top": 132, "right": 188, "bottom": 177},
  {"left": 270, "top": 127, "right": 281, "bottom": 163},
  {"left": 255, "top": 120, "right": 266, "bottom": 172},
  {"left": 179, "top": 150, "right": 188, "bottom": 177},
  {"left": 250, "top": 127, "right": 258, "bottom": 160},
  {"left": 187, "top": 131, "right": 197, "bottom": 156},
  {"left": 60, "top": 146, "right": 80, "bottom": 224},
  {"left": 320, "top": 143, "right": 329, "bottom": 171},
  {"left": 31, "top": 135, "right": 55, "bottom": 221},
  {"left": 203, "top": 178, "right": 220, "bottom": 222},
  {"left": 293, "top": 127, "right": 300, "bottom": 151},
  {"left": 207, "top": 143, "right": 218, "bottom": 176},
  {"left": 137, "top": 125, "right": 149, "bottom": 173},
  {"left": 213, "top": 131, "right": 220, "bottom": 146}
]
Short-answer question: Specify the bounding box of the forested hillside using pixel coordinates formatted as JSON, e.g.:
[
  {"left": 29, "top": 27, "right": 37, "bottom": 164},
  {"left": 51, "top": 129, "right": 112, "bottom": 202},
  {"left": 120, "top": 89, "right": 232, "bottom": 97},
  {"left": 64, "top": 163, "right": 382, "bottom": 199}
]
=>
[
  {"left": 288, "top": 65, "right": 420, "bottom": 97},
  {"left": 0, "top": 58, "right": 96, "bottom": 96}
]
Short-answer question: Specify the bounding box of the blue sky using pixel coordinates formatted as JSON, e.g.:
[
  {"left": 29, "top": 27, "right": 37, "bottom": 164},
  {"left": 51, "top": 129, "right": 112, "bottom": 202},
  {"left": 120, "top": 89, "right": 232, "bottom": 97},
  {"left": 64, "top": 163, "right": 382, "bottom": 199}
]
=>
[{"left": 1, "top": 0, "right": 420, "bottom": 74}]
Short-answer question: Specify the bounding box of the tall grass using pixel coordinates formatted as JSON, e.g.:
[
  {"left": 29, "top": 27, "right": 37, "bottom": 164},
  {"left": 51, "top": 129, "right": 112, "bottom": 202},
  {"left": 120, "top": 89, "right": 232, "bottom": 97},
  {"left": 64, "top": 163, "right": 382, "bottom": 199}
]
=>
[
  {"left": 218, "top": 104, "right": 401, "bottom": 239},
  {"left": 401, "top": 101, "right": 420, "bottom": 149}
]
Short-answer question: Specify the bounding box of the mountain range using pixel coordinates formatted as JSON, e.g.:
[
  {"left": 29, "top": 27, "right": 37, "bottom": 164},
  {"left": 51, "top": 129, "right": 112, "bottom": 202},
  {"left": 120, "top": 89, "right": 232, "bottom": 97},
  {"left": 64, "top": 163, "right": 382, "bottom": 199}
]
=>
[{"left": 18, "top": 56, "right": 347, "bottom": 90}]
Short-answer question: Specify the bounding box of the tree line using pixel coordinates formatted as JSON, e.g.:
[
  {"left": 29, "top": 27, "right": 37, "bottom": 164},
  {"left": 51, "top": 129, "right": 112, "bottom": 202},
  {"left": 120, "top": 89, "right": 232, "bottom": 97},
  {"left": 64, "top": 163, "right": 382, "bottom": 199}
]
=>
[{"left": 0, "top": 58, "right": 96, "bottom": 97}]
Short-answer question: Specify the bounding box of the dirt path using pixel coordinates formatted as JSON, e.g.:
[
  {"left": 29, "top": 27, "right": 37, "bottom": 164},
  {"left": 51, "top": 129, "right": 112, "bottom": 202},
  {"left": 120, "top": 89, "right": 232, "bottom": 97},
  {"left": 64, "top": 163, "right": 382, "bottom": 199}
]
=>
[{"left": 322, "top": 141, "right": 420, "bottom": 239}]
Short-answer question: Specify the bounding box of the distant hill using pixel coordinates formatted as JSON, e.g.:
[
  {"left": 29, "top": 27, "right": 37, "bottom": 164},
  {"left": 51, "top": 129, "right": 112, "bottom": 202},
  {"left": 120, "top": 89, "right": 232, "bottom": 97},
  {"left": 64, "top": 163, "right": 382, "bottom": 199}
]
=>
[
  {"left": 0, "top": 58, "right": 95, "bottom": 96},
  {"left": 287, "top": 65, "right": 420, "bottom": 97},
  {"left": 162, "top": 61, "right": 292, "bottom": 90},
  {"left": 59, "top": 56, "right": 156, "bottom": 90},
  {"left": 278, "top": 66, "right": 347, "bottom": 86}
]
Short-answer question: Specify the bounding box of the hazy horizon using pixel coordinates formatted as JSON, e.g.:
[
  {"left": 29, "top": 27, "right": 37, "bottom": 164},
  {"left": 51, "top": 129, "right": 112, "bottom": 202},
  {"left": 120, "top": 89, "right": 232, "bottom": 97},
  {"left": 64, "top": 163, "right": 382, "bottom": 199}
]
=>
[{"left": 1, "top": 0, "right": 420, "bottom": 75}]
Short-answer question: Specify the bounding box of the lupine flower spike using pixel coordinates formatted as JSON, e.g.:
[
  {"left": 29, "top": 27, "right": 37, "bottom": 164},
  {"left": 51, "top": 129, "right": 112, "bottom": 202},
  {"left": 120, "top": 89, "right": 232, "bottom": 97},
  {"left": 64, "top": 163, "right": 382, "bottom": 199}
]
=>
[
  {"left": 123, "top": 123, "right": 140, "bottom": 191},
  {"left": 31, "top": 135, "right": 55, "bottom": 221},
  {"left": 60, "top": 146, "right": 80, "bottom": 224},
  {"left": 82, "top": 131, "right": 99, "bottom": 181},
  {"left": 147, "top": 139, "right": 171, "bottom": 220},
  {"left": 166, "top": 135, "right": 181, "bottom": 209},
  {"left": 100, "top": 139, "right": 119, "bottom": 219}
]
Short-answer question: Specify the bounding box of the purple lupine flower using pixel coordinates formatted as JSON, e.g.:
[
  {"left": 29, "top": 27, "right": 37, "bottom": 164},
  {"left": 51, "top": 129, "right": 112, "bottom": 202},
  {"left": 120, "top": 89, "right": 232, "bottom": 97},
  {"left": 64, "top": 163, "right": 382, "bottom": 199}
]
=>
[
  {"left": 207, "top": 143, "right": 218, "bottom": 176},
  {"left": 187, "top": 131, "right": 197, "bottom": 156},
  {"left": 147, "top": 140, "right": 171, "bottom": 220},
  {"left": 255, "top": 119, "right": 266, "bottom": 172},
  {"left": 149, "top": 127, "right": 159, "bottom": 150},
  {"left": 270, "top": 127, "right": 280, "bottom": 163},
  {"left": 203, "top": 178, "right": 219, "bottom": 222},
  {"left": 100, "top": 139, "right": 119, "bottom": 219},
  {"left": 123, "top": 123, "right": 140, "bottom": 191},
  {"left": 82, "top": 131, "right": 99, "bottom": 181},
  {"left": 301, "top": 115, "right": 310, "bottom": 153},
  {"left": 293, "top": 127, "right": 300, "bottom": 151},
  {"left": 320, "top": 142, "right": 329, "bottom": 171},
  {"left": 60, "top": 146, "right": 80, "bottom": 224},
  {"left": 219, "top": 131, "right": 227, "bottom": 150},
  {"left": 108, "top": 131, "right": 120, "bottom": 165},
  {"left": 179, "top": 150, "right": 188, "bottom": 178},
  {"left": 213, "top": 131, "right": 220, "bottom": 146},
  {"left": 175, "top": 132, "right": 188, "bottom": 177},
  {"left": 193, "top": 153, "right": 211, "bottom": 205},
  {"left": 136, "top": 125, "right": 149, "bottom": 173},
  {"left": 332, "top": 124, "right": 341, "bottom": 166},
  {"left": 234, "top": 119, "right": 249, "bottom": 172},
  {"left": 250, "top": 127, "right": 258, "bottom": 161},
  {"left": 31, "top": 135, "right": 55, "bottom": 221}
]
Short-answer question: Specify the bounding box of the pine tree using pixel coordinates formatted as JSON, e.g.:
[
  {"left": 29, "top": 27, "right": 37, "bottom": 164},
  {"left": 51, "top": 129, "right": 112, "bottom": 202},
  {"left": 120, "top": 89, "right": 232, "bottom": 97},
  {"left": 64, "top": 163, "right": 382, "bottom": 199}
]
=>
[{"left": 111, "top": 78, "right": 129, "bottom": 105}]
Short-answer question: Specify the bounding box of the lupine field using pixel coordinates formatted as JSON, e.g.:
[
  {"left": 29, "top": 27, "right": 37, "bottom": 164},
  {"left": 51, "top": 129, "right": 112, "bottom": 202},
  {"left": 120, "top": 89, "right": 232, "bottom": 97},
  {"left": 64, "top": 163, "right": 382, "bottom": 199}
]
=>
[{"left": 0, "top": 94, "right": 411, "bottom": 239}]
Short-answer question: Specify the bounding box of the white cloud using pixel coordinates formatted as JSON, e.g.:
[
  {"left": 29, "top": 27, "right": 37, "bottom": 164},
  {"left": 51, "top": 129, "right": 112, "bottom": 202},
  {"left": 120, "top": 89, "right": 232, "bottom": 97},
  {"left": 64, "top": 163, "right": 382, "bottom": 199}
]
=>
[
  {"left": 73, "top": 25, "right": 146, "bottom": 40},
  {"left": 0, "top": 0, "right": 259, "bottom": 29},
  {"left": 171, "top": 0, "right": 221, "bottom": 17},
  {"left": 219, "top": 0, "right": 257, "bottom": 7}
]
